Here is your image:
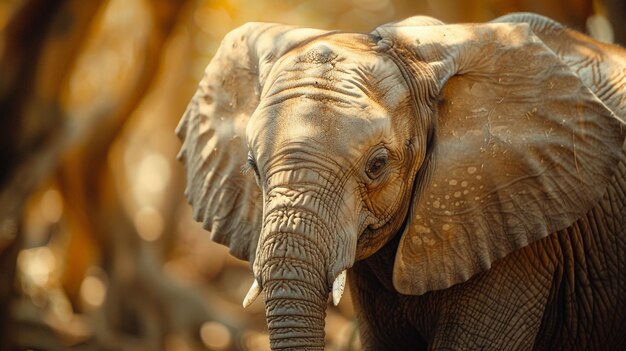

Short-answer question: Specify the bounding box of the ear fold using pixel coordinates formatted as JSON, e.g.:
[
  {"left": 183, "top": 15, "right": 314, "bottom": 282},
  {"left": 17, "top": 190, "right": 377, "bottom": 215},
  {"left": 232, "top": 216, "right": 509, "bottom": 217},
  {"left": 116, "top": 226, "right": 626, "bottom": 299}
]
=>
[
  {"left": 374, "top": 21, "right": 625, "bottom": 295},
  {"left": 176, "top": 23, "right": 327, "bottom": 263}
]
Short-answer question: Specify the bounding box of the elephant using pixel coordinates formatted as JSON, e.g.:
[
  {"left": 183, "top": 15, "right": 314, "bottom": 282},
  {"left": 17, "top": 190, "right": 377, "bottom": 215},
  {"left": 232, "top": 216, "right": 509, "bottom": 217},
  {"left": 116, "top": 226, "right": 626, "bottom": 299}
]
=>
[{"left": 176, "top": 13, "right": 626, "bottom": 350}]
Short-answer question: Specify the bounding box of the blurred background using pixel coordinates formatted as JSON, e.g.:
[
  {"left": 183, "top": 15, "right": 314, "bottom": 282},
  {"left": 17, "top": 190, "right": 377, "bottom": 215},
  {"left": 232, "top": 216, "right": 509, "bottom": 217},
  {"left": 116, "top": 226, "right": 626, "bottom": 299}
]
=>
[{"left": 0, "top": 0, "right": 622, "bottom": 350}]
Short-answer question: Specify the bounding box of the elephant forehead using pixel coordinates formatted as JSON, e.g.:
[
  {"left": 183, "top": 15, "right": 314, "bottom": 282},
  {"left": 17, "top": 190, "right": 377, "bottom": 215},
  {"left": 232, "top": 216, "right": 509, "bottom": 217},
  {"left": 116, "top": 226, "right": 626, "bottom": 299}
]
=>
[
  {"left": 292, "top": 33, "right": 374, "bottom": 61},
  {"left": 248, "top": 34, "right": 410, "bottom": 164},
  {"left": 262, "top": 33, "right": 410, "bottom": 110},
  {"left": 248, "top": 97, "right": 392, "bottom": 161}
]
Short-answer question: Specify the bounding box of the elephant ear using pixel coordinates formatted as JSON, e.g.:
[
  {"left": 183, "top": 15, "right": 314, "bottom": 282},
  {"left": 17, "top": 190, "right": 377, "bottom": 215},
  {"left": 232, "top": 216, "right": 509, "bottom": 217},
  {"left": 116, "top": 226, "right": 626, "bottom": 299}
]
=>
[
  {"left": 373, "top": 22, "right": 625, "bottom": 295},
  {"left": 176, "top": 23, "right": 327, "bottom": 262},
  {"left": 493, "top": 13, "right": 626, "bottom": 121}
]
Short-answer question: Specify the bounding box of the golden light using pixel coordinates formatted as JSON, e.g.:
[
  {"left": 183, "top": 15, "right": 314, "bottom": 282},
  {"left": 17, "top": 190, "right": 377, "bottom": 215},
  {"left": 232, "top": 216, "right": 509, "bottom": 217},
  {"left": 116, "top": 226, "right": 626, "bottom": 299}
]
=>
[
  {"left": 352, "top": 0, "right": 392, "bottom": 11},
  {"left": 17, "top": 246, "right": 56, "bottom": 288},
  {"left": 49, "top": 288, "right": 74, "bottom": 323},
  {"left": 40, "top": 189, "right": 63, "bottom": 224},
  {"left": 133, "top": 206, "right": 164, "bottom": 241},
  {"left": 0, "top": 1, "right": 15, "bottom": 31},
  {"left": 200, "top": 321, "right": 232, "bottom": 350},
  {"left": 132, "top": 152, "right": 171, "bottom": 207},
  {"left": 194, "top": 5, "right": 232, "bottom": 37},
  {"left": 80, "top": 273, "right": 107, "bottom": 308},
  {"left": 243, "top": 331, "right": 271, "bottom": 351},
  {"left": 164, "top": 334, "right": 191, "bottom": 351}
]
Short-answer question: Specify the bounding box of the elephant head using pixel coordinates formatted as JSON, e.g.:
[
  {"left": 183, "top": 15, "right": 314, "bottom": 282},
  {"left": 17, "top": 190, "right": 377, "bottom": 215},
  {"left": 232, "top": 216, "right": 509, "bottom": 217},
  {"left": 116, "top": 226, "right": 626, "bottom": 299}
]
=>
[{"left": 177, "top": 18, "right": 624, "bottom": 350}]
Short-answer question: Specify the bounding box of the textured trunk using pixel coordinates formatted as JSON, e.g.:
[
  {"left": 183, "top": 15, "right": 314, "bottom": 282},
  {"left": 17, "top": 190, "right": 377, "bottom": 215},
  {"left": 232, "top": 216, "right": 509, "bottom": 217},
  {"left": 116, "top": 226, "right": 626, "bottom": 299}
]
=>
[
  {"left": 259, "top": 226, "right": 331, "bottom": 350},
  {"left": 264, "top": 272, "right": 327, "bottom": 350},
  {"left": 255, "top": 177, "right": 352, "bottom": 350}
]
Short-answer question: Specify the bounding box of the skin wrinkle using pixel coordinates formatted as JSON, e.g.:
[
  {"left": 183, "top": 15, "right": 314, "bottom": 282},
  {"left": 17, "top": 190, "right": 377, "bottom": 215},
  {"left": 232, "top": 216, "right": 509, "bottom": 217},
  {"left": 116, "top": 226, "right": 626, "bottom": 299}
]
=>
[
  {"left": 260, "top": 229, "right": 329, "bottom": 262},
  {"left": 261, "top": 264, "right": 325, "bottom": 294},
  {"left": 263, "top": 55, "right": 370, "bottom": 109},
  {"left": 264, "top": 291, "right": 327, "bottom": 307},
  {"left": 263, "top": 143, "right": 380, "bottom": 234},
  {"left": 260, "top": 176, "right": 359, "bottom": 286},
  {"left": 270, "top": 334, "right": 325, "bottom": 344},
  {"left": 263, "top": 280, "right": 325, "bottom": 302},
  {"left": 261, "top": 255, "right": 324, "bottom": 280},
  {"left": 263, "top": 274, "right": 328, "bottom": 301},
  {"left": 379, "top": 42, "right": 436, "bottom": 129},
  {"left": 264, "top": 299, "right": 325, "bottom": 316},
  {"left": 607, "top": 70, "right": 626, "bottom": 102},
  {"left": 535, "top": 172, "right": 625, "bottom": 348},
  {"left": 270, "top": 328, "right": 323, "bottom": 336},
  {"left": 266, "top": 164, "right": 340, "bottom": 186},
  {"left": 261, "top": 273, "right": 327, "bottom": 307},
  {"left": 264, "top": 220, "right": 332, "bottom": 257},
  {"left": 262, "top": 210, "right": 334, "bottom": 254},
  {"left": 266, "top": 76, "right": 363, "bottom": 100},
  {"left": 262, "top": 147, "right": 338, "bottom": 172},
  {"left": 263, "top": 127, "right": 361, "bottom": 166},
  {"left": 272, "top": 336, "right": 323, "bottom": 344},
  {"left": 266, "top": 183, "right": 338, "bottom": 217}
]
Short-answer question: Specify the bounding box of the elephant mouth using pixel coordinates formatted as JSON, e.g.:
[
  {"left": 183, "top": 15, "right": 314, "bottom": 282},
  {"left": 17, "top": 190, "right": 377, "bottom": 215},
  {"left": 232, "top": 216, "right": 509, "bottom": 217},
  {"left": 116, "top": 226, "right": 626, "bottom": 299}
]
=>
[{"left": 354, "top": 208, "right": 412, "bottom": 261}]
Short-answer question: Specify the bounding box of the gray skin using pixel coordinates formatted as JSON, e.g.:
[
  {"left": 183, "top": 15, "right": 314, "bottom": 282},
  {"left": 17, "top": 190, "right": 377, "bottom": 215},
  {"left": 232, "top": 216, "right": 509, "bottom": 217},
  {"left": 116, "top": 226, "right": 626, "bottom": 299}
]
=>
[{"left": 177, "top": 13, "right": 626, "bottom": 350}]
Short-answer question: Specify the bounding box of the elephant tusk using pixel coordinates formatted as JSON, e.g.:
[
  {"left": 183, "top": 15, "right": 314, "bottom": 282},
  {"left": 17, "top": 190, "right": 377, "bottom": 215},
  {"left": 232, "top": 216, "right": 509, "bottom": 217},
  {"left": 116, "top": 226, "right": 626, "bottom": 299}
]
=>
[
  {"left": 332, "top": 270, "right": 347, "bottom": 306},
  {"left": 242, "top": 279, "right": 261, "bottom": 308}
]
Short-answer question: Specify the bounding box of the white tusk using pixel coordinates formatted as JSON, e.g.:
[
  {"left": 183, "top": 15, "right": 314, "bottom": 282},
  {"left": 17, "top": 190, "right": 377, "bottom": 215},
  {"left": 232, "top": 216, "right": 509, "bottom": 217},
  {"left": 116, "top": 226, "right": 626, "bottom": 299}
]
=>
[
  {"left": 332, "top": 270, "right": 347, "bottom": 306},
  {"left": 242, "top": 279, "right": 261, "bottom": 308}
]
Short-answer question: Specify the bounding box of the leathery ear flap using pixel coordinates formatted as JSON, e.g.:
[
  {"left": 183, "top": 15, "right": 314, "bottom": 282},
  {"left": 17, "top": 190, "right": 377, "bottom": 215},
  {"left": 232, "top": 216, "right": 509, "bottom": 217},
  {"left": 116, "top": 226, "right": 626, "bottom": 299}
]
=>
[
  {"left": 176, "top": 23, "right": 327, "bottom": 263},
  {"left": 373, "top": 21, "right": 625, "bottom": 295}
]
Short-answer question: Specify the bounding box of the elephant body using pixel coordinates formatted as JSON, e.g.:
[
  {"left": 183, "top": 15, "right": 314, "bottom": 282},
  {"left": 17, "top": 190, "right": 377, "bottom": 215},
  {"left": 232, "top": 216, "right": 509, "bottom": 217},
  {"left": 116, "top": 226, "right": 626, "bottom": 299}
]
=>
[
  {"left": 352, "top": 161, "right": 626, "bottom": 349},
  {"left": 177, "top": 13, "right": 626, "bottom": 350}
]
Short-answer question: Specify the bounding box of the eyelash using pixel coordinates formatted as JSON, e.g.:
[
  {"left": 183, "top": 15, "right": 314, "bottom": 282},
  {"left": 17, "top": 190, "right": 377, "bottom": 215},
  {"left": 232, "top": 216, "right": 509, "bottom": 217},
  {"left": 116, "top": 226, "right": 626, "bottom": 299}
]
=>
[
  {"left": 242, "top": 155, "right": 258, "bottom": 175},
  {"left": 241, "top": 162, "right": 253, "bottom": 175}
]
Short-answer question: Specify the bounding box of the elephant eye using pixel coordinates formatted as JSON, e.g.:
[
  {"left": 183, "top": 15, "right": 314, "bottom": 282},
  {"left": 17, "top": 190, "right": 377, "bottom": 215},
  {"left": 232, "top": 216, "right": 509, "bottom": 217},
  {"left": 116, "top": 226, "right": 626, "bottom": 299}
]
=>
[{"left": 366, "top": 148, "right": 388, "bottom": 180}]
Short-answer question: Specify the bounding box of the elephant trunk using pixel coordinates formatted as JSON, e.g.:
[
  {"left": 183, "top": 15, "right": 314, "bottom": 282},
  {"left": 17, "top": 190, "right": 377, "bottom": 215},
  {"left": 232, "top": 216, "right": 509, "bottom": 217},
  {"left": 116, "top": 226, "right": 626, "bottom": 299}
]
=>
[
  {"left": 252, "top": 179, "right": 358, "bottom": 350},
  {"left": 264, "top": 264, "right": 328, "bottom": 350},
  {"left": 257, "top": 223, "right": 333, "bottom": 350}
]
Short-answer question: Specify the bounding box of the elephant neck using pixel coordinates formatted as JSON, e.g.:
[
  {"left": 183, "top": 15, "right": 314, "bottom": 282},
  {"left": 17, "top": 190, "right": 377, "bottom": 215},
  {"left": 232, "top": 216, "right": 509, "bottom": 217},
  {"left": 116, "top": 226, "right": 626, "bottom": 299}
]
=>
[{"left": 359, "top": 230, "right": 402, "bottom": 292}]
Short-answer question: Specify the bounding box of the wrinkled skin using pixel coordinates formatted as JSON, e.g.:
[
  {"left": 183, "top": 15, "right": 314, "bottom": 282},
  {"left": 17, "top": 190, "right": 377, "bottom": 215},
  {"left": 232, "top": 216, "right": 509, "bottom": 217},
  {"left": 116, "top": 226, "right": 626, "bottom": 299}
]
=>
[{"left": 177, "top": 13, "right": 626, "bottom": 350}]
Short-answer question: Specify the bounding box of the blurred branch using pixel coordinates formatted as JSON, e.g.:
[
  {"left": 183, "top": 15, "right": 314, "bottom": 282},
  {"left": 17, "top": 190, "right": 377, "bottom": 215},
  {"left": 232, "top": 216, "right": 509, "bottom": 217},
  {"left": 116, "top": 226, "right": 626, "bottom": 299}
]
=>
[
  {"left": 53, "top": 1, "right": 235, "bottom": 349},
  {"left": 0, "top": 1, "right": 62, "bottom": 186},
  {"left": 0, "top": 1, "right": 103, "bottom": 350},
  {"left": 0, "top": 0, "right": 102, "bottom": 221},
  {"left": 11, "top": 298, "right": 96, "bottom": 351},
  {"left": 0, "top": 220, "right": 22, "bottom": 351},
  {"left": 58, "top": 0, "right": 187, "bottom": 295}
]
